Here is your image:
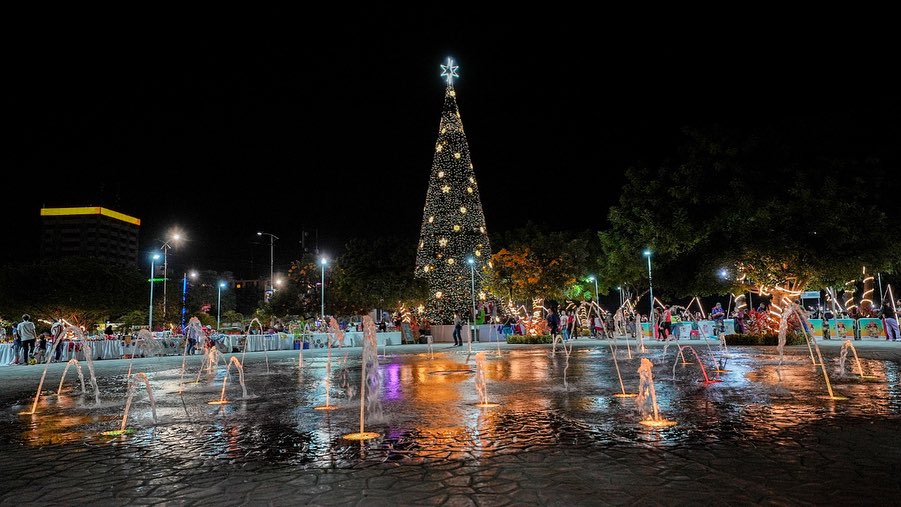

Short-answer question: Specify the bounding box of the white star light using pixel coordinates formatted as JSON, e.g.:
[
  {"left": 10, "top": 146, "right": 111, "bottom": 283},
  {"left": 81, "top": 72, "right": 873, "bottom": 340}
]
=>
[{"left": 440, "top": 57, "right": 459, "bottom": 85}]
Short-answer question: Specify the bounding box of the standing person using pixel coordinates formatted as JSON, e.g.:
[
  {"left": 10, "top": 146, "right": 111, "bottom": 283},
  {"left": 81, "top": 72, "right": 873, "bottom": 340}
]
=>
[
  {"left": 17, "top": 314, "right": 37, "bottom": 365},
  {"left": 10, "top": 321, "right": 21, "bottom": 365},
  {"left": 661, "top": 305, "right": 673, "bottom": 340},
  {"left": 881, "top": 301, "right": 899, "bottom": 341},
  {"left": 452, "top": 312, "right": 462, "bottom": 347},
  {"left": 560, "top": 311, "right": 569, "bottom": 340},
  {"left": 711, "top": 303, "right": 726, "bottom": 334},
  {"left": 547, "top": 308, "right": 561, "bottom": 340},
  {"left": 567, "top": 311, "right": 577, "bottom": 340}
]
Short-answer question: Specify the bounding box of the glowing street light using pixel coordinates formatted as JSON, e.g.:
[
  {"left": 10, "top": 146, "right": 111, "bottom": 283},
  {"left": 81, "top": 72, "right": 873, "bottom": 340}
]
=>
[
  {"left": 181, "top": 270, "right": 198, "bottom": 331},
  {"left": 719, "top": 268, "right": 728, "bottom": 279},
  {"left": 588, "top": 275, "right": 600, "bottom": 307},
  {"left": 468, "top": 258, "right": 477, "bottom": 323},
  {"left": 217, "top": 281, "right": 226, "bottom": 330},
  {"left": 149, "top": 253, "right": 161, "bottom": 330},
  {"left": 644, "top": 250, "right": 654, "bottom": 337},
  {"left": 320, "top": 257, "right": 328, "bottom": 320},
  {"left": 257, "top": 231, "right": 279, "bottom": 297},
  {"left": 160, "top": 232, "right": 182, "bottom": 318}
]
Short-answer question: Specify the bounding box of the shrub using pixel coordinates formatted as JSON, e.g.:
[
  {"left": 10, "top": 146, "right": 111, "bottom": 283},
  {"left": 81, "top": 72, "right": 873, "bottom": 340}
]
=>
[
  {"left": 506, "top": 334, "right": 553, "bottom": 344},
  {"left": 724, "top": 332, "right": 806, "bottom": 346}
]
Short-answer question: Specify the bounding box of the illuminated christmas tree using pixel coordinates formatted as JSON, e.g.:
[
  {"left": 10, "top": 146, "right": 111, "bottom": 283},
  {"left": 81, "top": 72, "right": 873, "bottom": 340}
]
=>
[{"left": 415, "top": 58, "right": 491, "bottom": 324}]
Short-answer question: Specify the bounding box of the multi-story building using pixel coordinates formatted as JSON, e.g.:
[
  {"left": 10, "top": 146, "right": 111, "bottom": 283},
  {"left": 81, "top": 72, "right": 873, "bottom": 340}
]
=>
[{"left": 40, "top": 206, "right": 140, "bottom": 266}]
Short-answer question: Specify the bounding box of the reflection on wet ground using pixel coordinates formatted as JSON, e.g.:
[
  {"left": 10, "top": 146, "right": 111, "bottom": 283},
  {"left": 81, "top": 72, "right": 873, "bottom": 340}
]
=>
[{"left": 3, "top": 345, "right": 901, "bottom": 504}]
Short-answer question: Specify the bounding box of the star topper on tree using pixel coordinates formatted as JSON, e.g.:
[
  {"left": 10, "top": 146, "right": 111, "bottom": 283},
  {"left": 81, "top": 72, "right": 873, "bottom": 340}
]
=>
[{"left": 440, "top": 57, "right": 459, "bottom": 86}]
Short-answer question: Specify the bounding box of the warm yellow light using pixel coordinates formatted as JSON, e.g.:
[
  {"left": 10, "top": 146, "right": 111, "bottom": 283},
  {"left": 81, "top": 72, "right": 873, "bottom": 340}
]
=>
[
  {"left": 441, "top": 185, "right": 450, "bottom": 193},
  {"left": 447, "top": 258, "right": 455, "bottom": 265},
  {"left": 459, "top": 206, "right": 467, "bottom": 213},
  {"left": 449, "top": 90, "right": 456, "bottom": 97},
  {"left": 475, "top": 250, "right": 481, "bottom": 257},
  {"left": 467, "top": 187, "right": 473, "bottom": 193},
  {"left": 428, "top": 216, "right": 434, "bottom": 223},
  {"left": 469, "top": 176, "right": 474, "bottom": 183},
  {"left": 419, "top": 241, "right": 424, "bottom": 249},
  {"left": 439, "top": 238, "right": 448, "bottom": 247},
  {"left": 438, "top": 171, "right": 445, "bottom": 178},
  {"left": 40, "top": 206, "right": 141, "bottom": 226},
  {"left": 454, "top": 152, "right": 461, "bottom": 159},
  {"left": 423, "top": 265, "right": 431, "bottom": 272},
  {"left": 441, "top": 128, "right": 446, "bottom": 134},
  {"left": 436, "top": 145, "right": 443, "bottom": 152},
  {"left": 488, "top": 261, "right": 493, "bottom": 268},
  {"left": 453, "top": 225, "right": 461, "bottom": 231},
  {"left": 436, "top": 291, "right": 443, "bottom": 298},
  {"left": 478, "top": 291, "right": 486, "bottom": 300},
  {"left": 479, "top": 227, "right": 485, "bottom": 233}
]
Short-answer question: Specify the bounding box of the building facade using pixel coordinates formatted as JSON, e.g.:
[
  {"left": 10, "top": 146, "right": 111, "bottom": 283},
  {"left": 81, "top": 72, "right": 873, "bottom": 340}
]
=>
[{"left": 40, "top": 206, "right": 141, "bottom": 266}]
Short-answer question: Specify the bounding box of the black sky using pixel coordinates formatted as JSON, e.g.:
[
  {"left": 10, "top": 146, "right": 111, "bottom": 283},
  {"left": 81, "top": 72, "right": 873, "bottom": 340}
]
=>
[{"left": 4, "top": 11, "right": 898, "bottom": 278}]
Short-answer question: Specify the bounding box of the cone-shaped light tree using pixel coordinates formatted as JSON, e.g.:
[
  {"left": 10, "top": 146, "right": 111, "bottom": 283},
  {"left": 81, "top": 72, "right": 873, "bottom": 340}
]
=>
[{"left": 415, "top": 58, "right": 491, "bottom": 324}]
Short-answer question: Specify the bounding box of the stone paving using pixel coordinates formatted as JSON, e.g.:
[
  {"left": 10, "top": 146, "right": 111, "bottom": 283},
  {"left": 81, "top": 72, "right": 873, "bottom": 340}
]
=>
[{"left": 1, "top": 339, "right": 900, "bottom": 505}]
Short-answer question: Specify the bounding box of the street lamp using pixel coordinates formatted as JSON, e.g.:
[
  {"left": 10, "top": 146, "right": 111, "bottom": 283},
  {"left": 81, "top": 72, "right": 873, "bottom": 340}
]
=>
[
  {"left": 588, "top": 275, "right": 600, "bottom": 307},
  {"left": 257, "top": 232, "right": 279, "bottom": 296},
  {"left": 149, "top": 253, "right": 161, "bottom": 330},
  {"left": 181, "top": 271, "right": 198, "bottom": 331},
  {"left": 617, "top": 286, "right": 624, "bottom": 308},
  {"left": 160, "top": 232, "right": 182, "bottom": 318},
  {"left": 320, "top": 258, "right": 328, "bottom": 320},
  {"left": 644, "top": 250, "right": 654, "bottom": 337},
  {"left": 217, "top": 281, "right": 226, "bottom": 330},
  {"left": 468, "top": 258, "right": 477, "bottom": 323}
]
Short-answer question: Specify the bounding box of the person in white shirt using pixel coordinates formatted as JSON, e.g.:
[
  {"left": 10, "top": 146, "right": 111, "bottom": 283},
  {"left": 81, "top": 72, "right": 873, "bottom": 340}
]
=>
[{"left": 17, "top": 314, "right": 38, "bottom": 365}]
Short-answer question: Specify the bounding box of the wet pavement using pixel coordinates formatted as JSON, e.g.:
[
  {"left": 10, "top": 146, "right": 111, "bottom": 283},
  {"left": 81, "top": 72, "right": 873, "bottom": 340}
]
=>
[{"left": 2, "top": 339, "right": 901, "bottom": 505}]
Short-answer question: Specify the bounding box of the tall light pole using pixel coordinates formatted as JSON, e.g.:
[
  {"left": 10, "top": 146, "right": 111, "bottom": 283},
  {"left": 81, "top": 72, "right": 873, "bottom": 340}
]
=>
[
  {"left": 217, "top": 281, "right": 226, "bottom": 330},
  {"left": 257, "top": 232, "right": 279, "bottom": 296},
  {"left": 588, "top": 275, "right": 600, "bottom": 307},
  {"left": 160, "top": 233, "right": 181, "bottom": 318},
  {"left": 181, "top": 271, "right": 197, "bottom": 331},
  {"left": 320, "top": 257, "right": 328, "bottom": 320},
  {"left": 149, "top": 253, "right": 161, "bottom": 330},
  {"left": 617, "top": 286, "right": 624, "bottom": 308},
  {"left": 644, "top": 250, "right": 654, "bottom": 337},
  {"left": 468, "top": 258, "right": 477, "bottom": 322}
]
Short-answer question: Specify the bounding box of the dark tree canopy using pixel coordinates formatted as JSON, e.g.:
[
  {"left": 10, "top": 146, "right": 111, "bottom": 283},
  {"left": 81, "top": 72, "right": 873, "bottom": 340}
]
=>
[
  {"left": 487, "top": 224, "right": 603, "bottom": 303},
  {"left": 0, "top": 258, "right": 146, "bottom": 328},
  {"left": 601, "top": 114, "right": 901, "bottom": 301}
]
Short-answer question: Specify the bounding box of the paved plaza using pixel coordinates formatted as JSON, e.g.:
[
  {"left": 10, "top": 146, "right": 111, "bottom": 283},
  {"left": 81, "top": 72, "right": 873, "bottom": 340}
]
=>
[{"left": 2, "top": 339, "right": 901, "bottom": 505}]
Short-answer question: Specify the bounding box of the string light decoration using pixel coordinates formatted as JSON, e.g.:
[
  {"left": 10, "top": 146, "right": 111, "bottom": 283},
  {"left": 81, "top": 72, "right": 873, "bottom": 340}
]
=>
[{"left": 415, "top": 58, "right": 491, "bottom": 323}]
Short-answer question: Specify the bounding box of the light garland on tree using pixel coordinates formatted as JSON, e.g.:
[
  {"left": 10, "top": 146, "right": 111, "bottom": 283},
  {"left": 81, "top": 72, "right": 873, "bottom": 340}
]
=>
[{"left": 415, "top": 58, "right": 491, "bottom": 324}]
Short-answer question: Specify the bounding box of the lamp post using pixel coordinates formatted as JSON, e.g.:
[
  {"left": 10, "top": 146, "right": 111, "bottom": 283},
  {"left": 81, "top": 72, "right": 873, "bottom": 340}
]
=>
[
  {"left": 617, "top": 286, "right": 624, "bottom": 308},
  {"left": 160, "top": 233, "right": 181, "bottom": 318},
  {"left": 257, "top": 232, "right": 279, "bottom": 296},
  {"left": 644, "top": 250, "right": 654, "bottom": 337},
  {"left": 588, "top": 275, "right": 599, "bottom": 307},
  {"left": 320, "top": 257, "right": 328, "bottom": 320},
  {"left": 149, "top": 253, "right": 161, "bottom": 330},
  {"left": 217, "top": 281, "right": 226, "bottom": 330},
  {"left": 468, "top": 258, "right": 477, "bottom": 320},
  {"left": 181, "top": 271, "right": 197, "bottom": 331}
]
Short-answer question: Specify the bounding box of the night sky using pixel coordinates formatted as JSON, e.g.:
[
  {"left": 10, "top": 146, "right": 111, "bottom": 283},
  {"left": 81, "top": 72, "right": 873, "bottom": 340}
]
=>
[{"left": 4, "top": 11, "right": 898, "bottom": 279}]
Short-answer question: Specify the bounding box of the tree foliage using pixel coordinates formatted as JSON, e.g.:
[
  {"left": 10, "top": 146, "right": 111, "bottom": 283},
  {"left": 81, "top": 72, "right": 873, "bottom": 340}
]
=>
[
  {"left": 486, "top": 224, "right": 602, "bottom": 302},
  {"left": 0, "top": 257, "right": 145, "bottom": 328},
  {"left": 600, "top": 119, "right": 901, "bottom": 299}
]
